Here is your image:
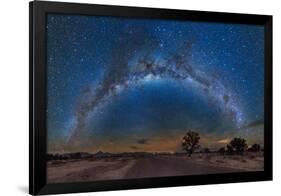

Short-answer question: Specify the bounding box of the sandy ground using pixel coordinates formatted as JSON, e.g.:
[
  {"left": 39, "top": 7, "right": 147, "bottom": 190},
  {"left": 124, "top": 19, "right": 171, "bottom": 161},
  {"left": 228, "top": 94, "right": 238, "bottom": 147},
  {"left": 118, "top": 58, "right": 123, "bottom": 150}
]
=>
[
  {"left": 47, "top": 157, "right": 137, "bottom": 183},
  {"left": 193, "top": 153, "right": 264, "bottom": 171},
  {"left": 47, "top": 153, "right": 264, "bottom": 183}
]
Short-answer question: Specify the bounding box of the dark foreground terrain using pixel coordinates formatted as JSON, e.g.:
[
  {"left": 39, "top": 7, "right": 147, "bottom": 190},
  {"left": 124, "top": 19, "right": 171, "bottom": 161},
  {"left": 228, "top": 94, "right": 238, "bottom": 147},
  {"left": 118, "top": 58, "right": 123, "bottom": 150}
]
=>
[{"left": 47, "top": 153, "right": 263, "bottom": 183}]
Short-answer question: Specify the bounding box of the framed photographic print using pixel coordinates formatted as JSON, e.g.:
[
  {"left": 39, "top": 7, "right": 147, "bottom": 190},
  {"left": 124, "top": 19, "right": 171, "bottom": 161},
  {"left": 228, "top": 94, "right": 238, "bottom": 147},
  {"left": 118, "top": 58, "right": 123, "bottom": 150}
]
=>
[{"left": 29, "top": 1, "right": 272, "bottom": 195}]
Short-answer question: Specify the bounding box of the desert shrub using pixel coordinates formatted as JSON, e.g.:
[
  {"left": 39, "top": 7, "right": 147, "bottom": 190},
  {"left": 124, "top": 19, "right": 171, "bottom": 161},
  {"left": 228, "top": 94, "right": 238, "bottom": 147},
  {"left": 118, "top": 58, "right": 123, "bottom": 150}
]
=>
[
  {"left": 218, "top": 147, "right": 226, "bottom": 156},
  {"left": 248, "top": 144, "right": 261, "bottom": 152},
  {"left": 203, "top": 148, "right": 211, "bottom": 154}
]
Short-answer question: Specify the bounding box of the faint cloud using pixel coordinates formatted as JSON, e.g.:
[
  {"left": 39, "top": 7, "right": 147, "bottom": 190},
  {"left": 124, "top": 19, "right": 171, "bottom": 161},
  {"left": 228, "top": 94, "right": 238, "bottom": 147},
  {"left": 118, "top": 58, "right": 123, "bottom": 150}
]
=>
[
  {"left": 136, "top": 138, "right": 149, "bottom": 145},
  {"left": 130, "top": 146, "right": 139, "bottom": 150},
  {"left": 217, "top": 139, "right": 230, "bottom": 144}
]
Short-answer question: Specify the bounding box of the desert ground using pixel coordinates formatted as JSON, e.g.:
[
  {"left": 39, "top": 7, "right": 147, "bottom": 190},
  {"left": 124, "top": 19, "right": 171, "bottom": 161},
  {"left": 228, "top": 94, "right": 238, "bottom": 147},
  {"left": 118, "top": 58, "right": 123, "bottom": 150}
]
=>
[{"left": 47, "top": 153, "right": 263, "bottom": 183}]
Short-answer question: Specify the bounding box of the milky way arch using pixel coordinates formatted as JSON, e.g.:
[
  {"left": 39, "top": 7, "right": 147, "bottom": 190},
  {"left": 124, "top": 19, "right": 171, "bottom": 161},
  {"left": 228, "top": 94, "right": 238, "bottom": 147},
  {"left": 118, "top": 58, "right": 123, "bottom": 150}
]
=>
[{"left": 66, "top": 44, "right": 244, "bottom": 145}]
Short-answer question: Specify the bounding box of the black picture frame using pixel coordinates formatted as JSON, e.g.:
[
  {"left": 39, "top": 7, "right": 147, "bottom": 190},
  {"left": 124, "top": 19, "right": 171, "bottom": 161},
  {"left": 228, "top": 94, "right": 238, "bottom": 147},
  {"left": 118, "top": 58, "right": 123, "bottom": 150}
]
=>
[{"left": 29, "top": 1, "right": 273, "bottom": 195}]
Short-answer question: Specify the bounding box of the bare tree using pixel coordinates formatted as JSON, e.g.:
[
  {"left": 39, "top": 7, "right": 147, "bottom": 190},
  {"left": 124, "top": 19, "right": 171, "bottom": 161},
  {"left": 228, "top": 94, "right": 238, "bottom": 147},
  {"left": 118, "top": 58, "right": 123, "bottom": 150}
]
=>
[{"left": 182, "top": 130, "right": 200, "bottom": 157}]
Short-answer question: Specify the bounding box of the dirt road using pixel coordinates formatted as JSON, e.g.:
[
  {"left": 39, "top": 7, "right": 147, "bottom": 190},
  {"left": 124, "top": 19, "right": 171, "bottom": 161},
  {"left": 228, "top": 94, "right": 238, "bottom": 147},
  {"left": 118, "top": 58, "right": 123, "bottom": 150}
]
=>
[
  {"left": 48, "top": 155, "right": 248, "bottom": 183},
  {"left": 125, "top": 156, "right": 243, "bottom": 178}
]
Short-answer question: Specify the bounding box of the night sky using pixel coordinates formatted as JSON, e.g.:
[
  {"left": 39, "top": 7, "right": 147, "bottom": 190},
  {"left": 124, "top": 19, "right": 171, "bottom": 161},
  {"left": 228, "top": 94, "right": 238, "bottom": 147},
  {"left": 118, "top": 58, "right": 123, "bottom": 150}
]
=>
[{"left": 46, "top": 14, "right": 264, "bottom": 153}]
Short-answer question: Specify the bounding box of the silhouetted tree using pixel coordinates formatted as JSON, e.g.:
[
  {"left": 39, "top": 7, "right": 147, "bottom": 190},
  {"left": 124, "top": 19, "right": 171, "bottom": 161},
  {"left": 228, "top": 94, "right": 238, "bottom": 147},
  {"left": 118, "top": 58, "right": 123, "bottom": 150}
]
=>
[
  {"left": 73, "top": 152, "right": 82, "bottom": 159},
  {"left": 248, "top": 144, "right": 261, "bottom": 152},
  {"left": 182, "top": 130, "right": 200, "bottom": 157},
  {"left": 226, "top": 145, "right": 234, "bottom": 155},
  {"left": 229, "top": 137, "right": 247, "bottom": 155}
]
